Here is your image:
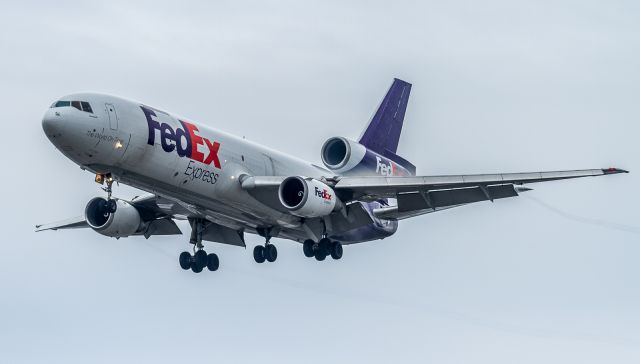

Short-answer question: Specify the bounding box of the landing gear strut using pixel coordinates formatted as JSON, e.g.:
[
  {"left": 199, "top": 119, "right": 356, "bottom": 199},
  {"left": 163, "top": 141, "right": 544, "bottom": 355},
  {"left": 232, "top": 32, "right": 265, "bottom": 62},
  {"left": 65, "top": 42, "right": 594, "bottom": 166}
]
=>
[
  {"left": 179, "top": 218, "right": 219, "bottom": 273},
  {"left": 254, "top": 228, "right": 278, "bottom": 264},
  {"left": 96, "top": 173, "right": 117, "bottom": 213}
]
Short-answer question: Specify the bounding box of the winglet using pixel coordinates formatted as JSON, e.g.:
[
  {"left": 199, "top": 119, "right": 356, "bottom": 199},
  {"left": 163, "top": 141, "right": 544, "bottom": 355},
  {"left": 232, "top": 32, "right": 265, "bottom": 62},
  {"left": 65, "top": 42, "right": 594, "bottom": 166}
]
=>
[{"left": 602, "top": 168, "right": 629, "bottom": 175}]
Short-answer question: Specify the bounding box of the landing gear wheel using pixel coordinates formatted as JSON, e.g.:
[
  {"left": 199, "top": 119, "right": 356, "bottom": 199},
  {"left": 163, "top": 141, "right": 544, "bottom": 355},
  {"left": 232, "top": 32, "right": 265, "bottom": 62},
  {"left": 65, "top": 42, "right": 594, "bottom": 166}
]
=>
[
  {"left": 194, "top": 250, "right": 208, "bottom": 269},
  {"left": 330, "top": 242, "right": 343, "bottom": 260},
  {"left": 207, "top": 253, "right": 219, "bottom": 271},
  {"left": 106, "top": 199, "right": 117, "bottom": 213},
  {"left": 191, "top": 262, "right": 203, "bottom": 273},
  {"left": 265, "top": 244, "right": 278, "bottom": 262},
  {"left": 253, "top": 245, "right": 266, "bottom": 263},
  {"left": 179, "top": 251, "right": 192, "bottom": 270},
  {"left": 318, "top": 238, "right": 331, "bottom": 254},
  {"left": 184, "top": 218, "right": 222, "bottom": 273},
  {"left": 314, "top": 248, "right": 327, "bottom": 261},
  {"left": 303, "top": 240, "right": 314, "bottom": 258},
  {"left": 97, "top": 199, "right": 108, "bottom": 216}
]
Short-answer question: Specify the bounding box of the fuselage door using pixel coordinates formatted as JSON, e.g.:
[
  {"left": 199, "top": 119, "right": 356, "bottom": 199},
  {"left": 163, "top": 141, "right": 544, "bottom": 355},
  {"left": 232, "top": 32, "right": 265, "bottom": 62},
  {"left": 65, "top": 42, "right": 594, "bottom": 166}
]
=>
[
  {"left": 262, "top": 154, "right": 275, "bottom": 176},
  {"left": 105, "top": 103, "right": 118, "bottom": 130}
]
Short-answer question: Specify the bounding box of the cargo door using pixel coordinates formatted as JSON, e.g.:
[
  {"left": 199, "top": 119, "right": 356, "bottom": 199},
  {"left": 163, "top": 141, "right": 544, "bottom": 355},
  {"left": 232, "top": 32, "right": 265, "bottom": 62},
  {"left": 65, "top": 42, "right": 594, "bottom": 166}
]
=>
[{"left": 105, "top": 103, "right": 118, "bottom": 130}]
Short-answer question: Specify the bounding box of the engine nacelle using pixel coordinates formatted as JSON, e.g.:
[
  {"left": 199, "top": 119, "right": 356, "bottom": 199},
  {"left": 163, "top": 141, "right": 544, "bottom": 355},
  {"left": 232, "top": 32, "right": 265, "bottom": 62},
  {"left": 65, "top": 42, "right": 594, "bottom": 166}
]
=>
[
  {"left": 321, "top": 137, "right": 413, "bottom": 176},
  {"left": 85, "top": 197, "right": 142, "bottom": 238},
  {"left": 278, "top": 177, "right": 338, "bottom": 218}
]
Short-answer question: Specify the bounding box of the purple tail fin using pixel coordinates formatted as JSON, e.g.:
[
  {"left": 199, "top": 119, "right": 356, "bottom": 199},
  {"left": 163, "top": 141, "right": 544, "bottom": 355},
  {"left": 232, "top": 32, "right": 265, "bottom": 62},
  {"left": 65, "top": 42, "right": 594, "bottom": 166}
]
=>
[{"left": 358, "top": 78, "right": 416, "bottom": 175}]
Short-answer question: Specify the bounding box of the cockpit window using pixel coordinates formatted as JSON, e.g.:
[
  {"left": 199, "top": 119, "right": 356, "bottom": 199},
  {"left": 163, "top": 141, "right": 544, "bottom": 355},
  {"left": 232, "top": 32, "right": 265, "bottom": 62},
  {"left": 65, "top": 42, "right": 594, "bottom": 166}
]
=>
[
  {"left": 81, "top": 101, "right": 93, "bottom": 113},
  {"left": 51, "top": 100, "right": 93, "bottom": 114},
  {"left": 54, "top": 101, "right": 70, "bottom": 107}
]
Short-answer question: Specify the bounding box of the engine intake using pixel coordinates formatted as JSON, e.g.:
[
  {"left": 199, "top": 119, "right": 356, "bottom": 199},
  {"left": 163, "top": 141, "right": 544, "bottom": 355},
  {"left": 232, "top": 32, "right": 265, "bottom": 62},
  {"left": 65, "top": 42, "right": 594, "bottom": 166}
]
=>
[
  {"left": 85, "top": 197, "right": 142, "bottom": 238},
  {"left": 278, "top": 177, "right": 338, "bottom": 218},
  {"left": 321, "top": 136, "right": 412, "bottom": 176},
  {"left": 321, "top": 137, "right": 367, "bottom": 172}
]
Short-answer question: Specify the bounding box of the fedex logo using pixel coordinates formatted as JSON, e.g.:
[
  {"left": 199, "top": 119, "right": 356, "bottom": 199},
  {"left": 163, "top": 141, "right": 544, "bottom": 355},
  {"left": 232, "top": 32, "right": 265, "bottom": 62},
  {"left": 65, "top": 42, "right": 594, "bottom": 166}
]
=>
[
  {"left": 141, "top": 106, "right": 221, "bottom": 169},
  {"left": 314, "top": 187, "right": 332, "bottom": 201},
  {"left": 375, "top": 156, "right": 394, "bottom": 176}
]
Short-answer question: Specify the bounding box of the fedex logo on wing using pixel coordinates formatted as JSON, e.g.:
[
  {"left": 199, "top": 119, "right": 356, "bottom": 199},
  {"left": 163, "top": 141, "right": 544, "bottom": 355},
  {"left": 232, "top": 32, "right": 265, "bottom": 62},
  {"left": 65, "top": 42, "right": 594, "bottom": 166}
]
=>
[
  {"left": 141, "top": 106, "right": 221, "bottom": 169},
  {"left": 314, "top": 187, "right": 332, "bottom": 201}
]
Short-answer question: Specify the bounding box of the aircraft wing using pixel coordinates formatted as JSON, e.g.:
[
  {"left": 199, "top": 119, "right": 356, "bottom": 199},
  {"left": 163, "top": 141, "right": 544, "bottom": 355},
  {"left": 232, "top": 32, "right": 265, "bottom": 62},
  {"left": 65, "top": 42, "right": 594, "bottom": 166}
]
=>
[
  {"left": 35, "top": 216, "right": 88, "bottom": 231},
  {"left": 333, "top": 168, "right": 628, "bottom": 219},
  {"left": 35, "top": 194, "right": 184, "bottom": 237}
]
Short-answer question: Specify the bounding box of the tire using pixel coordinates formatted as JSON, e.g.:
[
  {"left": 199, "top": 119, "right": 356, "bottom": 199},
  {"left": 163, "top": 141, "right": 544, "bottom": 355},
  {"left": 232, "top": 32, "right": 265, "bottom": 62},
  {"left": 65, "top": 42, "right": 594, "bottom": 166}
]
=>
[
  {"left": 303, "top": 240, "right": 314, "bottom": 257},
  {"left": 207, "top": 253, "right": 219, "bottom": 271},
  {"left": 179, "top": 251, "right": 192, "bottom": 270},
  {"left": 97, "top": 199, "right": 109, "bottom": 216},
  {"left": 318, "top": 238, "right": 331, "bottom": 254},
  {"left": 191, "top": 263, "right": 203, "bottom": 273},
  {"left": 253, "top": 245, "right": 266, "bottom": 263},
  {"left": 330, "top": 242, "right": 343, "bottom": 260},
  {"left": 194, "top": 250, "right": 208, "bottom": 268},
  {"left": 265, "top": 244, "right": 278, "bottom": 263},
  {"left": 107, "top": 199, "right": 117, "bottom": 213},
  {"left": 314, "top": 249, "right": 326, "bottom": 261}
]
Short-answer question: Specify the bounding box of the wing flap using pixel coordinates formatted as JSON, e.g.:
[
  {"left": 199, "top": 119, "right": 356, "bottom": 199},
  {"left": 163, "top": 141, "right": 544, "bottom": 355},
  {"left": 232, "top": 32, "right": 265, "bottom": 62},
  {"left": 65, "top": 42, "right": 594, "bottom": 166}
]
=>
[
  {"left": 142, "top": 218, "right": 182, "bottom": 238},
  {"left": 373, "top": 205, "right": 459, "bottom": 220},
  {"left": 199, "top": 221, "right": 245, "bottom": 247},
  {"left": 397, "top": 184, "right": 519, "bottom": 212}
]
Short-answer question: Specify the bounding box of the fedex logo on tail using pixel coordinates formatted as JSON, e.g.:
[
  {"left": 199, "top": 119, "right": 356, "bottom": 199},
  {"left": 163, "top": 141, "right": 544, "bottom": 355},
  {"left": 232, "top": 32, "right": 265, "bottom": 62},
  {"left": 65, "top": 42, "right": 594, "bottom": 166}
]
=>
[
  {"left": 375, "top": 156, "right": 409, "bottom": 177},
  {"left": 314, "top": 187, "right": 332, "bottom": 201},
  {"left": 141, "top": 106, "right": 221, "bottom": 169},
  {"left": 376, "top": 156, "right": 395, "bottom": 176}
]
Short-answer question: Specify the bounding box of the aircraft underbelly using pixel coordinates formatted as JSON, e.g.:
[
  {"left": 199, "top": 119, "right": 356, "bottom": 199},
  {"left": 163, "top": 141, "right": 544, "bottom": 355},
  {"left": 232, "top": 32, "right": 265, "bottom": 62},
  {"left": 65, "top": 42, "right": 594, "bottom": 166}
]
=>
[{"left": 114, "top": 165, "right": 300, "bottom": 229}]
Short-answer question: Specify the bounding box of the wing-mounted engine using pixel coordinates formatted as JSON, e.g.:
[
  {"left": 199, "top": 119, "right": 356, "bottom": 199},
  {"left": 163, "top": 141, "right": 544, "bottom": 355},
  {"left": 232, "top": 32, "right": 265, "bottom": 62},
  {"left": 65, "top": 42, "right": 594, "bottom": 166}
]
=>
[
  {"left": 321, "top": 137, "right": 414, "bottom": 176},
  {"left": 85, "top": 197, "right": 143, "bottom": 238},
  {"left": 278, "top": 176, "right": 342, "bottom": 218}
]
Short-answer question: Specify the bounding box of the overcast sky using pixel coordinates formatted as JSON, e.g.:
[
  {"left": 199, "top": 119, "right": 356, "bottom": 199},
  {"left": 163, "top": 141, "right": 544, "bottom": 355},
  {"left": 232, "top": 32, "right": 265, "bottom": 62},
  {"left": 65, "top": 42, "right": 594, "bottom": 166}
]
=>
[{"left": 1, "top": 1, "right": 639, "bottom": 363}]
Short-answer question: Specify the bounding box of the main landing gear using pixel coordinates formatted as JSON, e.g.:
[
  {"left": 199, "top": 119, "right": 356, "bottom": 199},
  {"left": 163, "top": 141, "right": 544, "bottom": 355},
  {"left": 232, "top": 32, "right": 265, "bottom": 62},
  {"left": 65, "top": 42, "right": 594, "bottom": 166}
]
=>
[
  {"left": 303, "top": 238, "right": 343, "bottom": 261},
  {"left": 179, "top": 249, "right": 219, "bottom": 273},
  {"left": 253, "top": 236, "right": 278, "bottom": 264},
  {"left": 179, "top": 218, "right": 219, "bottom": 273}
]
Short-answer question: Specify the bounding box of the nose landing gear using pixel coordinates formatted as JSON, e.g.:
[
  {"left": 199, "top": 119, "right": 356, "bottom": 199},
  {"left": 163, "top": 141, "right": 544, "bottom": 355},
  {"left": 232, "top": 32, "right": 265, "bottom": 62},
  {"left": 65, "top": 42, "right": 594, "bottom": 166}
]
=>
[{"left": 95, "top": 173, "right": 117, "bottom": 213}]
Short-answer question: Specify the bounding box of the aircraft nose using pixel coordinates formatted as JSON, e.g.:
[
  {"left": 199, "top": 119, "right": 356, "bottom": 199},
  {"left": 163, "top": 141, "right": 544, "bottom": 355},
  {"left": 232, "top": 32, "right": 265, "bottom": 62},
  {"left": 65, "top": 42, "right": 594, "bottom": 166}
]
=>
[{"left": 42, "top": 108, "right": 64, "bottom": 138}]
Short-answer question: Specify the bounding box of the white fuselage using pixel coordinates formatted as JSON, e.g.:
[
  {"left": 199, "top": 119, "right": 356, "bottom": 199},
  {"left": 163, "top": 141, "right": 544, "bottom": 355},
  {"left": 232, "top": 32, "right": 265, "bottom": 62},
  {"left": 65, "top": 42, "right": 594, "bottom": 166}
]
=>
[
  {"left": 43, "top": 94, "right": 326, "bottom": 233},
  {"left": 42, "top": 93, "right": 397, "bottom": 243}
]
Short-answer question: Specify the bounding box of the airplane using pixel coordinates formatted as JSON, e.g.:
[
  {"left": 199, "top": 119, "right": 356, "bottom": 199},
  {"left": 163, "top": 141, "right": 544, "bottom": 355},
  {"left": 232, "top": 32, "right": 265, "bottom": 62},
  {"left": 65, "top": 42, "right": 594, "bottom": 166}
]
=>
[{"left": 37, "top": 79, "right": 628, "bottom": 273}]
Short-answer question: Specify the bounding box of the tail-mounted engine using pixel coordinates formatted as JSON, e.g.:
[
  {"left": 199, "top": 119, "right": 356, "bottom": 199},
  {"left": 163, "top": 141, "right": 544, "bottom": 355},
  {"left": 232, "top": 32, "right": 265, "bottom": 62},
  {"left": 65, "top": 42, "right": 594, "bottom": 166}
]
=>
[
  {"left": 321, "top": 137, "right": 413, "bottom": 176},
  {"left": 85, "top": 197, "right": 143, "bottom": 238},
  {"left": 278, "top": 177, "right": 341, "bottom": 218}
]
